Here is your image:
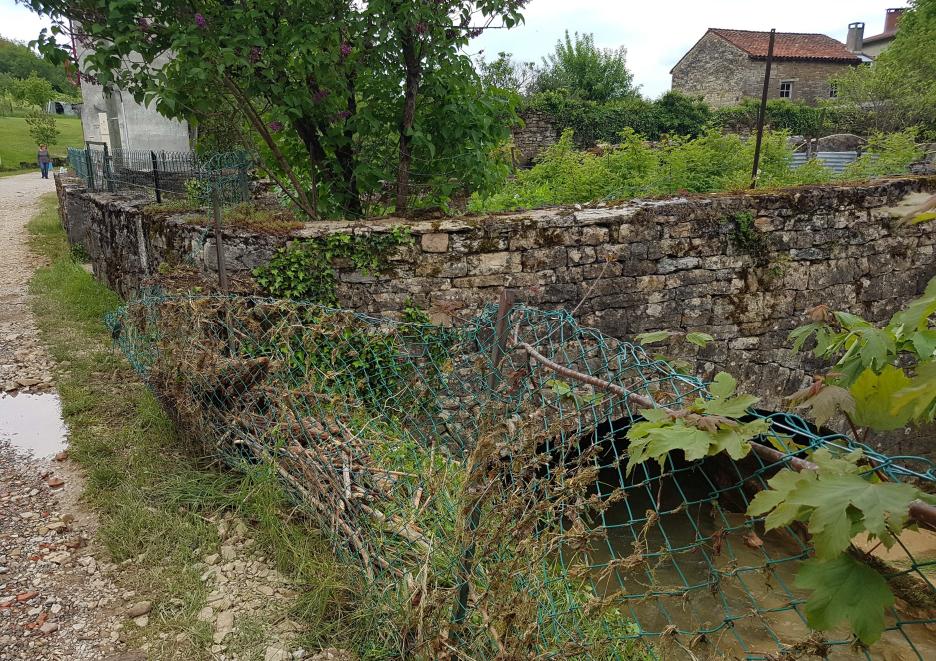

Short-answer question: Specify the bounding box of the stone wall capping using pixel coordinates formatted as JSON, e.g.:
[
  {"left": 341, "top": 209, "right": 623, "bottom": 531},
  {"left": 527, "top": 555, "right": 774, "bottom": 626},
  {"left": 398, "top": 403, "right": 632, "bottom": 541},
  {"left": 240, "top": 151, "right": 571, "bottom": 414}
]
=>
[{"left": 57, "top": 174, "right": 936, "bottom": 413}]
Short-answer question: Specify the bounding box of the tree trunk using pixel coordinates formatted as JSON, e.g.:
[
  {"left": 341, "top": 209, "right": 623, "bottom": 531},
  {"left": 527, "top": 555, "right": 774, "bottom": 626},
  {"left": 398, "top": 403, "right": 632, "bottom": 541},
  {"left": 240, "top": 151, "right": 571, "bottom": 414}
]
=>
[{"left": 396, "top": 31, "right": 420, "bottom": 215}]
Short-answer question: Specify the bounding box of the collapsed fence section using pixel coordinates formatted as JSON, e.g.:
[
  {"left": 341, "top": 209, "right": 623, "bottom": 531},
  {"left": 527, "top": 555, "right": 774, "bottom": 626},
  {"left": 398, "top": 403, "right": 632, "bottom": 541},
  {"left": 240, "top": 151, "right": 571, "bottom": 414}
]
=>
[
  {"left": 67, "top": 144, "right": 251, "bottom": 204},
  {"left": 107, "top": 293, "right": 936, "bottom": 660}
]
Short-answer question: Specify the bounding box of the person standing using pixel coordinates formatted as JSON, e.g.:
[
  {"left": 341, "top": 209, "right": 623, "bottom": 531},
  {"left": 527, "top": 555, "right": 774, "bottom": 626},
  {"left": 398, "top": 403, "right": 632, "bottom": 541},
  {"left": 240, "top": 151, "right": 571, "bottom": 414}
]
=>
[{"left": 37, "top": 144, "right": 52, "bottom": 179}]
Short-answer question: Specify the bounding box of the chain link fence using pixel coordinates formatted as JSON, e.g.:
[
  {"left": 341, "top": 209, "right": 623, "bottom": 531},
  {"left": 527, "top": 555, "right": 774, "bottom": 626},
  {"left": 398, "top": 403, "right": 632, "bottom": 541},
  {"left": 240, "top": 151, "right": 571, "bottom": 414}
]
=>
[
  {"left": 67, "top": 143, "right": 251, "bottom": 204},
  {"left": 106, "top": 291, "right": 936, "bottom": 660}
]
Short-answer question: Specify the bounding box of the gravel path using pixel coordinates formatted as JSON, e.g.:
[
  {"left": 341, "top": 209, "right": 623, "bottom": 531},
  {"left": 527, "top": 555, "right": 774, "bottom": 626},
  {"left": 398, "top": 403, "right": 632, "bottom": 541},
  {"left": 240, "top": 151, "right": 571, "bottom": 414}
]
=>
[
  {"left": 0, "top": 172, "right": 136, "bottom": 660},
  {"left": 0, "top": 173, "right": 58, "bottom": 394}
]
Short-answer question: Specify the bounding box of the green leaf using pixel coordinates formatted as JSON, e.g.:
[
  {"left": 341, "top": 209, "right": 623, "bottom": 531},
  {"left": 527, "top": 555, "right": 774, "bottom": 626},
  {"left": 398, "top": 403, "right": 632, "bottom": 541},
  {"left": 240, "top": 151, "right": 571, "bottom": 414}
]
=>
[
  {"left": 849, "top": 365, "right": 913, "bottom": 431},
  {"left": 634, "top": 330, "right": 671, "bottom": 345},
  {"left": 790, "top": 323, "right": 822, "bottom": 353},
  {"left": 891, "top": 361, "right": 936, "bottom": 422},
  {"left": 547, "top": 379, "right": 572, "bottom": 397},
  {"left": 786, "top": 470, "right": 917, "bottom": 559},
  {"left": 910, "top": 330, "right": 936, "bottom": 359},
  {"left": 686, "top": 331, "right": 714, "bottom": 348},
  {"left": 708, "top": 372, "right": 737, "bottom": 399},
  {"left": 625, "top": 420, "right": 713, "bottom": 474},
  {"left": 794, "top": 554, "right": 894, "bottom": 645},
  {"left": 794, "top": 385, "right": 855, "bottom": 426}
]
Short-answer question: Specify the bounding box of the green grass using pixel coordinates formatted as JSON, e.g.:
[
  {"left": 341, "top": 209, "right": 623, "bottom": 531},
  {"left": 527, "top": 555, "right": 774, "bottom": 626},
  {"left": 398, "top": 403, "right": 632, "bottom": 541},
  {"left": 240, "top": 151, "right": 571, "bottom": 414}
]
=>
[
  {"left": 27, "top": 195, "right": 363, "bottom": 659},
  {"left": 0, "top": 115, "right": 84, "bottom": 171}
]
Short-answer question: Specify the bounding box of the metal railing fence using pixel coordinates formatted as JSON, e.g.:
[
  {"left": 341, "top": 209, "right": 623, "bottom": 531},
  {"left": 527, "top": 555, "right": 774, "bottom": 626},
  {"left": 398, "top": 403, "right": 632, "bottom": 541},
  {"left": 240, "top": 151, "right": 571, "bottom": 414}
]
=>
[{"left": 67, "top": 143, "right": 251, "bottom": 205}]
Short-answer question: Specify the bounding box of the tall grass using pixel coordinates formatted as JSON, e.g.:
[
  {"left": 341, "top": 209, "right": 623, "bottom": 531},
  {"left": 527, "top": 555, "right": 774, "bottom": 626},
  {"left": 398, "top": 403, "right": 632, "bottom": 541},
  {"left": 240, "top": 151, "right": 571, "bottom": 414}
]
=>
[{"left": 27, "top": 195, "right": 367, "bottom": 659}]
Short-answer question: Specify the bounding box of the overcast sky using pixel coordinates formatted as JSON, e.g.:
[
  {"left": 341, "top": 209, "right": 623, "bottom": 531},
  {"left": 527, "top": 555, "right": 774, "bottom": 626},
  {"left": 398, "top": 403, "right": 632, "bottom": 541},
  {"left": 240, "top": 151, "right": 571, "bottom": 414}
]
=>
[{"left": 0, "top": 0, "right": 907, "bottom": 97}]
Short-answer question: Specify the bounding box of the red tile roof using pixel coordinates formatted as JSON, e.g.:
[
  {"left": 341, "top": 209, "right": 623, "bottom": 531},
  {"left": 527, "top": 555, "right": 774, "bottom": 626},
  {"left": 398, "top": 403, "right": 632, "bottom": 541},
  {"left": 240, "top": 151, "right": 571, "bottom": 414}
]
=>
[
  {"left": 863, "top": 30, "right": 897, "bottom": 45},
  {"left": 709, "top": 28, "right": 862, "bottom": 63}
]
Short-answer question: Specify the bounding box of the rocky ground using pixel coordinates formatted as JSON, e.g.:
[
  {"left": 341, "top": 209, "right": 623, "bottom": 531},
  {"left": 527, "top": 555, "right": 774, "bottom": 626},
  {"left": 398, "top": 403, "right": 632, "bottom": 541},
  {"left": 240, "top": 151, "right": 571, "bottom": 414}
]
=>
[
  {"left": 1, "top": 173, "right": 354, "bottom": 660},
  {"left": 0, "top": 440, "right": 131, "bottom": 660}
]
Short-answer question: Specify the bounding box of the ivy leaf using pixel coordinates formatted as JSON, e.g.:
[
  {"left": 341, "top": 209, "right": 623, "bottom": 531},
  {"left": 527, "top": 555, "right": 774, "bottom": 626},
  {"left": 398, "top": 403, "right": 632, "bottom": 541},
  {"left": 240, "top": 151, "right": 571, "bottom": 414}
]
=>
[
  {"left": 849, "top": 365, "right": 912, "bottom": 431},
  {"left": 794, "top": 554, "right": 894, "bottom": 646},
  {"left": 686, "top": 332, "right": 714, "bottom": 348},
  {"left": 635, "top": 330, "right": 671, "bottom": 346},
  {"left": 793, "top": 384, "right": 855, "bottom": 426},
  {"left": 547, "top": 379, "right": 572, "bottom": 398}
]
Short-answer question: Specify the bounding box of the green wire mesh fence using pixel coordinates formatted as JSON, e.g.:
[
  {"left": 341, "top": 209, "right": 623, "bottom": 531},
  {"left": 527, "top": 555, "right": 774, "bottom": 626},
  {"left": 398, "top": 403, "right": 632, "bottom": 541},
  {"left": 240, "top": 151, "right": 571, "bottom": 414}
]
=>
[
  {"left": 66, "top": 146, "right": 251, "bottom": 204},
  {"left": 106, "top": 292, "right": 936, "bottom": 660}
]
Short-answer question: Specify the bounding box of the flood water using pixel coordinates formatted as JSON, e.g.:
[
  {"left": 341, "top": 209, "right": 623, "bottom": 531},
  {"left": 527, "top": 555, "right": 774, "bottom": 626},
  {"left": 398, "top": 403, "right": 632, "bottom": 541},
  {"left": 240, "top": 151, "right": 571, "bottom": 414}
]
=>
[
  {"left": 0, "top": 392, "right": 68, "bottom": 457},
  {"left": 583, "top": 463, "right": 936, "bottom": 660}
]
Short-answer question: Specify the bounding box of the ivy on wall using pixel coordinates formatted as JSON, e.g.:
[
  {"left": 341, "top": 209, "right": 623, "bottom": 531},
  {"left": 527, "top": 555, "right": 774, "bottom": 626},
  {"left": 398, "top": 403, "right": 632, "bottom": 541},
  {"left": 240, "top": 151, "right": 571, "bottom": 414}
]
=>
[{"left": 252, "top": 226, "right": 412, "bottom": 305}]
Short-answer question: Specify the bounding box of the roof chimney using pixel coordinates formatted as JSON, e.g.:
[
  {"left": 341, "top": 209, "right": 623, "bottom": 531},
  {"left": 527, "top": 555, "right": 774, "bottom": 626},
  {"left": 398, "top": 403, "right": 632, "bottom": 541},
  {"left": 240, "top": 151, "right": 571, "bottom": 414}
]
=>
[
  {"left": 884, "top": 8, "right": 904, "bottom": 33},
  {"left": 846, "top": 22, "right": 865, "bottom": 52}
]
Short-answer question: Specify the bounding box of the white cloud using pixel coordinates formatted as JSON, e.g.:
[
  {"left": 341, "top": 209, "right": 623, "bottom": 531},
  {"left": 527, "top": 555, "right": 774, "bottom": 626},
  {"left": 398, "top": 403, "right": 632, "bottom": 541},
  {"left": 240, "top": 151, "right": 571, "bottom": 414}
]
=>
[
  {"left": 0, "top": 0, "right": 52, "bottom": 44},
  {"left": 473, "top": 0, "right": 907, "bottom": 97}
]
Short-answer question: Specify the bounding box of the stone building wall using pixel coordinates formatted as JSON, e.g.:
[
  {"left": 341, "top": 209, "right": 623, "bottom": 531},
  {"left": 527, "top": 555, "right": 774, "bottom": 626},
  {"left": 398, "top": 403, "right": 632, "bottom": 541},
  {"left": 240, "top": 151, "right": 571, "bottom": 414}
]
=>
[
  {"left": 511, "top": 111, "right": 559, "bottom": 166},
  {"left": 56, "top": 174, "right": 936, "bottom": 410},
  {"left": 672, "top": 33, "right": 857, "bottom": 107}
]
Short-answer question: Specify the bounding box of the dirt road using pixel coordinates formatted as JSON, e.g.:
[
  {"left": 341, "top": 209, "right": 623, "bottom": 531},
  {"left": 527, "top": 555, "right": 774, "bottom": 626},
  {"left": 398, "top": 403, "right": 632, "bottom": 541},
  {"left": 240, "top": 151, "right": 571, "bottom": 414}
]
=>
[{"left": 0, "top": 172, "right": 135, "bottom": 660}]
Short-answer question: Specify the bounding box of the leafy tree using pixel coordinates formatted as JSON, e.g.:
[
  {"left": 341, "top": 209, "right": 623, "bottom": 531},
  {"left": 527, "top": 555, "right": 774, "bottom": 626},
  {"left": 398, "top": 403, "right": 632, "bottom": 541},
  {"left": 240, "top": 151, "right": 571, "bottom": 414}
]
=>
[
  {"left": 24, "top": 0, "right": 527, "bottom": 218},
  {"left": 831, "top": 0, "right": 936, "bottom": 135},
  {"left": 534, "top": 31, "right": 637, "bottom": 102},
  {"left": 0, "top": 36, "right": 74, "bottom": 94},
  {"left": 476, "top": 51, "right": 536, "bottom": 96},
  {"left": 9, "top": 72, "right": 55, "bottom": 107},
  {"left": 650, "top": 91, "right": 711, "bottom": 138},
  {"left": 25, "top": 107, "right": 59, "bottom": 145}
]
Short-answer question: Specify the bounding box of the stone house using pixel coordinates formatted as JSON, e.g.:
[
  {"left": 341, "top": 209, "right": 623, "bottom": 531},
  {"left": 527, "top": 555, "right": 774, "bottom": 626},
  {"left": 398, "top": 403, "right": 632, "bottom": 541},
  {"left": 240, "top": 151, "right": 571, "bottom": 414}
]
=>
[
  {"left": 846, "top": 8, "right": 906, "bottom": 60},
  {"left": 671, "top": 29, "right": 863, "bottom": 108}
]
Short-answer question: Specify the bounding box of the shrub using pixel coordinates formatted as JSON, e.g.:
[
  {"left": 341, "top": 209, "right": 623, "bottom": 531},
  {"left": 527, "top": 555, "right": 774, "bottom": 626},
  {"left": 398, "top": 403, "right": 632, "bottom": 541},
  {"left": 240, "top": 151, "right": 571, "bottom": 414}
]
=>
[
  {"left": 712, "top": 99, "right": 846, "bottom": 138},
  {"left": 842, "top": 129, "right": 923, "bottom": 178}
]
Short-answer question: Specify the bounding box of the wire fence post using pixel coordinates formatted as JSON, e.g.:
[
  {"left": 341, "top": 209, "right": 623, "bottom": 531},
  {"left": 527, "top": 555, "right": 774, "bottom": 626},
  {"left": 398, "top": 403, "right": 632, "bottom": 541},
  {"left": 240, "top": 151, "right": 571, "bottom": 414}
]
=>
[
  {"left": 84, "top": 145, "right": 95, "bottom": 191},
  {"left": 151, "top": 151, "right": 162, "bottom": 204},
  {"left": 751, "top": 28, "right": 776, "bottom": 189},
  {"left": 452, "top": 288, "right": 515, "bottom": 631},
  {"left": 102, "top": 143, "right": 115, "bottom": 193},
  {"left": 211, "top": 187, "right": 230, "bottom": 294}
]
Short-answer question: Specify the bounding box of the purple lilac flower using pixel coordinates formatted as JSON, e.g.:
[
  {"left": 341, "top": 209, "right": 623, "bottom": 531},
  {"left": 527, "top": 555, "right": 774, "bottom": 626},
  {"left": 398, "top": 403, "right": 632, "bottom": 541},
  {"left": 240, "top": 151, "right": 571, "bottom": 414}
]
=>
[
  {"left": 268, "top": 121, "right": 283, "bottom": 133},
  {"left": 415, "top": 22, "right": 428, "bottom": 35},
  {"left": 312, "top": 89, "right": 330, "bottom": 104},
  {"left": 194, "top": 13, "right": 207, "bottom": 29},
  {"left": 137, "top": 18, "right": 150, "bottom": 30},
  {"left": 250, "top": 47, "right": 262, "bottom": 63},
  {"left": 340, "top": 42, "right": 352, "bottom": 58},
  {"left": 335, "top": 110, "right": 351, "bottom": 121}
]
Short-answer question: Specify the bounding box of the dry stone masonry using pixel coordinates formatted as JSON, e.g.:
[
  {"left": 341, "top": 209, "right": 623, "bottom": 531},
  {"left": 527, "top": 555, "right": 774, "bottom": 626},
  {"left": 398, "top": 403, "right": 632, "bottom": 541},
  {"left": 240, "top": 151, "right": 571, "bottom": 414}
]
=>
[{"left": 55, "top": 174, "right": 936, "bottom": 407}]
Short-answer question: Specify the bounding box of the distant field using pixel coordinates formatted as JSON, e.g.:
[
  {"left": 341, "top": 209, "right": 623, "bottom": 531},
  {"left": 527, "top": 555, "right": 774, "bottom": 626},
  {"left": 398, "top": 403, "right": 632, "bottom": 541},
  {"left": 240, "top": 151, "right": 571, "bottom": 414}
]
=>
[{"left": 0, "top": 115, "right": 85, "bottom": 171}]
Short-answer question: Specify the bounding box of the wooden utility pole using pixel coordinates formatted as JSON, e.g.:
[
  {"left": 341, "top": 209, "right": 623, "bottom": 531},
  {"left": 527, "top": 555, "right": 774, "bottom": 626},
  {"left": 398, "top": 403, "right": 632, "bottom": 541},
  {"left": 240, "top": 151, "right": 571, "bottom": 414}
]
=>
[{"left": 751, "top": 28, "right": 777, "bottom": 189}]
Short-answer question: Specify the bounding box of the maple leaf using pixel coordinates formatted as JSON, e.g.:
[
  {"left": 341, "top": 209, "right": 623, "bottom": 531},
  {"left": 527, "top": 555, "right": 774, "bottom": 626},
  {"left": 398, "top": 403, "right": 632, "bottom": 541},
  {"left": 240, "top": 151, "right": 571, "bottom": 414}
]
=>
[
  {"left": 698, "top": 372, "right": 760, "bottom": 417},
  {"left": 625, "top": 419, "right": 712, "bottom": 474},
  {"left": 793, "top": 384, "right": 855, "bottom": 426},
  {"left": 794, "top": 554, "right": 893, "bottom": 646},
  {"left": 891, "top": 361, "right": 936, "bottom": 423},
  {"left": 849, "top": 365, "right": 912, "bottom": 431}
]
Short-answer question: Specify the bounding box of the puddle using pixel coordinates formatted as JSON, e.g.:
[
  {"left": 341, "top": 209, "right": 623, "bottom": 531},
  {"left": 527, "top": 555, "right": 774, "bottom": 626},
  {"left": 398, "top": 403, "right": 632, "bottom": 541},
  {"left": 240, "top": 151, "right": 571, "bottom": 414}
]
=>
[{"left": 0, "top": 392, "right": 68, "bottom": 457}]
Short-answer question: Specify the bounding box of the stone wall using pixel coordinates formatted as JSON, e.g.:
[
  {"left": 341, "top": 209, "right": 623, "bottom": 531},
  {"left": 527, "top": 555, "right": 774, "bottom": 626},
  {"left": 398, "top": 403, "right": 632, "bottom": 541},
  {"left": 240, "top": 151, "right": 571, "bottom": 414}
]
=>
[
  {"left": 672, "top": 32, "right": 857, "bottom": 107},
  {"left": 511, "top": 111, "right": 559, "bottom": 166},
  {"left": 56, "top": 174, "right": 936, "bottom": 410}
]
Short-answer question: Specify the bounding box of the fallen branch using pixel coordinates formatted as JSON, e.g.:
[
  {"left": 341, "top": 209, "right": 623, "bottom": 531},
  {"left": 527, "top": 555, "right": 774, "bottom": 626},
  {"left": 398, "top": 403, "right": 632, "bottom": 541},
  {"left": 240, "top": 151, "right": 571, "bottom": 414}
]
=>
[{"left": 516, "top": 341, "right": 936, "bottom": 530}]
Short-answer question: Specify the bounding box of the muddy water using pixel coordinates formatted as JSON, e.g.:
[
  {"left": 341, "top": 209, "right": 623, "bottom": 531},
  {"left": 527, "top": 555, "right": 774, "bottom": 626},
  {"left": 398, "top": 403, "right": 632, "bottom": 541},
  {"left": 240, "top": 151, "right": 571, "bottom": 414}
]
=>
[
  {"left": 584, "top": 465, "right": 936, "bottom": 660},
  {"left": 0, "top": 392, "right": 68, "bottom": 457}
]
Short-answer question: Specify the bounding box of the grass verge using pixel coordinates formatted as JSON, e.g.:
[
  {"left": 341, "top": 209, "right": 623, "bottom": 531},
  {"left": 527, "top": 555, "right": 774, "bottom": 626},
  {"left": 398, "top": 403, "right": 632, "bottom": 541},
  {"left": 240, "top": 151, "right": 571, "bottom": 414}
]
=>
[
  {"left": 0, "top": 114, "right": 84, "bottom": 171},
  {"left": 27, "top": 194, "right": 362, "bottom": 659}
]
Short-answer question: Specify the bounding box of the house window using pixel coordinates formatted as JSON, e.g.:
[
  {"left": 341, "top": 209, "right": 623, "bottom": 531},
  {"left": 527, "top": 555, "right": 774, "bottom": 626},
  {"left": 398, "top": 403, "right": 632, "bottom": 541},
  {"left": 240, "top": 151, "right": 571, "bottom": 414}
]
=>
[
  {"left": 829, "top": 82, "right": 838, "bottom": 98},
  {"left": 779, "top": 80, "right": 794, "bottom": 99}
]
